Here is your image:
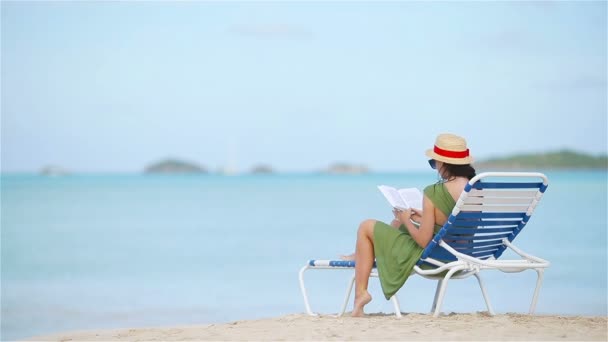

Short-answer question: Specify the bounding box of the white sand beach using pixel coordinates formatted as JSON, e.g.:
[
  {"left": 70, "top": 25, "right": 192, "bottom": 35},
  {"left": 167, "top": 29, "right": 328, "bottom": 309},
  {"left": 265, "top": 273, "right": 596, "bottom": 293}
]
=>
[{"left": 28, "top": 313, "right": 607, "bottom": 341}]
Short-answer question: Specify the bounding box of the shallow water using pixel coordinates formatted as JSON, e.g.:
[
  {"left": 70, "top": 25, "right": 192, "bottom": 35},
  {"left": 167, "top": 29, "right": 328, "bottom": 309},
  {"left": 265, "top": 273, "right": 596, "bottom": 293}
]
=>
[{"left": 2, "top": 171, "right": 606, "bottom": 340}]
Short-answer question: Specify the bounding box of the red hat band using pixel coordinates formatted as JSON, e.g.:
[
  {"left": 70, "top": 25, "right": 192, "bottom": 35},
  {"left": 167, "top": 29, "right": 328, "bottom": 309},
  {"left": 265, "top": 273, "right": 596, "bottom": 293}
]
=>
[{"left": 434, "top": 145, "right": 469, "bottom": 159}]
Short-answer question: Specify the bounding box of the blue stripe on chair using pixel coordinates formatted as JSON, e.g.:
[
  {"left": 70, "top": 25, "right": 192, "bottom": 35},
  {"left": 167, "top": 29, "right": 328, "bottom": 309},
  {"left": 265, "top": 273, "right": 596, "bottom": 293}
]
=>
[
  {"left": 308, "top": 260, "right": 377, "bottom": 268},
  {"left": 471, "top": 182, "right": 543, "bottom": 189},
  {"left": 452, "top": 220, "right": 522, "bottom": 227},
  {"left": 444, "top": 229, "right": 514, "bottom": 238},
  {"left": 444, "top": 232, "right": 512, "bottom": 241},
  {"left": 445, "top": 239, "right": 505, "bottom": 248},
  {"left": 455, "top": 212, "right": 526, "bottom": 219},
  {"left": 329, "top": 260, "right": 355, "bottom": 267},
  {"left": 494, "top": 214, "right": 533, "bottom": 259},
  {"left": 453, "top": 245, "right": 500, "bottom": 254},
  {"left": 445, "top": 227, "right": 517, "bottom": 234}
]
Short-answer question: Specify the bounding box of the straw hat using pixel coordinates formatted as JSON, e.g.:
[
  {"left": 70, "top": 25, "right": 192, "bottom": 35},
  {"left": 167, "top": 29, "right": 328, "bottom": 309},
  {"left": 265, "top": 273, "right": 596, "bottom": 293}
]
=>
[{"left": 425, "top": 133, "right": 473, "bottom": 165}]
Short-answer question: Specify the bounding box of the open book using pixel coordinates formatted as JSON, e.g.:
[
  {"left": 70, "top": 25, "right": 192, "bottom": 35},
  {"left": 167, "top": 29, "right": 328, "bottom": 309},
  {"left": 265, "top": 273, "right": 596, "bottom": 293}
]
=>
[{"left": 377, "top": 185, "right": 423, "bottom": 211}]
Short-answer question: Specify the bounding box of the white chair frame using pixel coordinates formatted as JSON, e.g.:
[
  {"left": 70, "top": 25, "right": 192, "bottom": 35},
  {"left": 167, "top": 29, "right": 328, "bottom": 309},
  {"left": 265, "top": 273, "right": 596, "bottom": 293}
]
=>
[
  {"left": 298, "top": 262, "right": 402, "bottom": 317},
  {"left": 298, "top": 172, "right": 550, "bottom": 317}
]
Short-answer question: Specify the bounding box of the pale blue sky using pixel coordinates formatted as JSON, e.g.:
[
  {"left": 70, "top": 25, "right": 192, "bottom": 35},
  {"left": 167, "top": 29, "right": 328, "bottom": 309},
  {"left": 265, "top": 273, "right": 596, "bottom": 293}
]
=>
[{"left": 2, "top": 1, "right": 606, "bottom": 173}]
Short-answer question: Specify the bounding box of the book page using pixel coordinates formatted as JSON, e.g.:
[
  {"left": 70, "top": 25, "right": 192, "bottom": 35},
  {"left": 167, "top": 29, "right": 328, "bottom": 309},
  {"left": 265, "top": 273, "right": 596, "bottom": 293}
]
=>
[
  {"left": 377, "top": 185, "right": 408, "bottom": 210},
  {"left": 398, "top": 188, "right": 423, "bottom": 210}
]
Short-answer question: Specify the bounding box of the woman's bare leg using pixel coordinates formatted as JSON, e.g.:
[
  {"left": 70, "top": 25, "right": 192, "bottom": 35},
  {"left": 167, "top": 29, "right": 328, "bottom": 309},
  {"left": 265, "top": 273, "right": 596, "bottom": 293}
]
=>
[
  {"left": 342, "top": 219, "right": 397, "bottom": 261},
  {"left": 352, "top": 219, "right": 376, "bottom": 317}
]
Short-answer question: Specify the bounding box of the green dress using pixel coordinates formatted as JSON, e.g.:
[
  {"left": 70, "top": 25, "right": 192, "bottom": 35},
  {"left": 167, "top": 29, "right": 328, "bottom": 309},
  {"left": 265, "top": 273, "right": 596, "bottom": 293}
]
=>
[{"left": 373, "top": 182, "right": 456, "bottom": 299}]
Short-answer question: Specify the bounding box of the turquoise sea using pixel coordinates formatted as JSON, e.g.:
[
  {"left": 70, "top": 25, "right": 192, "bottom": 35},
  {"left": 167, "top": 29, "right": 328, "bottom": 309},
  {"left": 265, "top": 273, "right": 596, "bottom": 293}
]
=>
[{"left": 1, "top": 171, "right": 607, "bottom": 340}]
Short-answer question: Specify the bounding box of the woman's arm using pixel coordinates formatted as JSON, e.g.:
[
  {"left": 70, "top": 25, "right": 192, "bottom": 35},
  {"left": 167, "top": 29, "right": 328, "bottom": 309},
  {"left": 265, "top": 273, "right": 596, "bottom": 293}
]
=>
[{"left": 396, "top": 195, "right": 436, "bottom": 248}]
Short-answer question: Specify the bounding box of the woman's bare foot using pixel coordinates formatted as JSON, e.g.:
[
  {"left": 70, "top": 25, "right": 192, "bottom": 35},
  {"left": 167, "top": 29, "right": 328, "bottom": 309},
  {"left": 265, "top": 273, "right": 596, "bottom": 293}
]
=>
[
  {"left": 339, "top": 253, "right": 356, "bottom": 261},
  {"left": 351, "top": 291, "right": 372, "bottom": 317}
]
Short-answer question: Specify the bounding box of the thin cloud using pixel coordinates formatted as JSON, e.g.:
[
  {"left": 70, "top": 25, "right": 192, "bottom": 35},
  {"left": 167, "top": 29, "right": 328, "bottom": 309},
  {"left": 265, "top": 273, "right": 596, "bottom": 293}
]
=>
[{"left": 229, "top": 24, "right": 314, "bottom": 40}]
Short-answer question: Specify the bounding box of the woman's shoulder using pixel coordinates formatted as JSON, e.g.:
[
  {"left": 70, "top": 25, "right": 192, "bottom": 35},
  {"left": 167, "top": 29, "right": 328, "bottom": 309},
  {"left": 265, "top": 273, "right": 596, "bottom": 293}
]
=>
[{"left": 423, "top": 182, "right": 444, "bottom": 195}]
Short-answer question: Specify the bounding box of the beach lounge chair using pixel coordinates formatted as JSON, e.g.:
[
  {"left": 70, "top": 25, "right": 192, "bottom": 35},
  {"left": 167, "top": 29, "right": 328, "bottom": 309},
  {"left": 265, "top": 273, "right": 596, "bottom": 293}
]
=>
[{"left": 299, "top": 172, "right": 550, "bottom": 317}]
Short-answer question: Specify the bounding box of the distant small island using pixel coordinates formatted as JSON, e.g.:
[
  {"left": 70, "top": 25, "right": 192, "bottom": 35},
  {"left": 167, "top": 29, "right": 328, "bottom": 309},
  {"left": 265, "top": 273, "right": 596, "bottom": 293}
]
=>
[
  {"left": 324, "top": 163, "right": 370, "bottom": 174},
  {"left": 476, "top": 150, "right": 607, "bottom": 170},
  {"left": 144, "top": 159, "right": 207, "bottom": 174},
  {"left": 250, "top": 165, "right": 274, "bottom": 174},
  {"left": 40, "top": 165, "right": 70, "bottom": 176}
]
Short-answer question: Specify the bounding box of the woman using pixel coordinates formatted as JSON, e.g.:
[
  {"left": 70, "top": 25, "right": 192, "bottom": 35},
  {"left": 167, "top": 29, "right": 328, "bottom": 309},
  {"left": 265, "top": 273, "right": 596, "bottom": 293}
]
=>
[{"left": 345, "top": 133, "right": 477, "bottom": 317}]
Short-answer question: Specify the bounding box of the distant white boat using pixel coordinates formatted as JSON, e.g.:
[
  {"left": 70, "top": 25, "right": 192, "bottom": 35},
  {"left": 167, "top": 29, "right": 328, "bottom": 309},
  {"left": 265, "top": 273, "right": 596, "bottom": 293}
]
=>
[
  {"left": 221, "top": 136, "right": 239, "bottom": 175},
  {"left": 217, "top": 165, "right": 238, "bottom": 176}
]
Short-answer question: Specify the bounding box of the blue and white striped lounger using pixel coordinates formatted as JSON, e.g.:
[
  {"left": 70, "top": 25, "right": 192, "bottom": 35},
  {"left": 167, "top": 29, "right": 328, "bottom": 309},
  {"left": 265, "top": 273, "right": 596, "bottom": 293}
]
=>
[{"left": 299, "top": 172, "right": 550, "bottom": 317}]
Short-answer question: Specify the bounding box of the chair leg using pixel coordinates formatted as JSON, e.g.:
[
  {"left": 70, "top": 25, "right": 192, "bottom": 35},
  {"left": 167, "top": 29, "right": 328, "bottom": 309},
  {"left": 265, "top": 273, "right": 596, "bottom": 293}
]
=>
[
  {"left": 390, "top": 295, "right": 402, "bottom": 317},
  {"left": 430, "top": 280, "right": 443, "bottom": 313},
  {"left": 529, "top": 269, "right": 544, "bottom": 314},
  {"left": 474, "top": 273, "right": 495, "bottom": 315},
  {"left": 432, "top": 267, "right": 466, "bottom": 317},
  {"left": 338, "top": 274, "right": 356, "bottom": 317},
  {"left": 299, "top": 265, "right": 406, "bottom": 317},
  {"left": 298, "top": 265, "right": 317, "bottom": 316}
]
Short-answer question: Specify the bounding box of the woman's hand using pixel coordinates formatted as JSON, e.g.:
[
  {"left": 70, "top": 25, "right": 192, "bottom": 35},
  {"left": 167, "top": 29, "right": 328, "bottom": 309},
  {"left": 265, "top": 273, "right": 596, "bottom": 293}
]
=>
[
  {"left": 410, "top": 208, "right": 423, "bottom": 224},
  {"left": 392, "top": 208, "right": 400, "bottom": 220},
  {"left": 390, "top": 209, "right": 402, "bottom": 228},
  {"left": 395, "top": 208, "right": 413, "bottom": 224}
]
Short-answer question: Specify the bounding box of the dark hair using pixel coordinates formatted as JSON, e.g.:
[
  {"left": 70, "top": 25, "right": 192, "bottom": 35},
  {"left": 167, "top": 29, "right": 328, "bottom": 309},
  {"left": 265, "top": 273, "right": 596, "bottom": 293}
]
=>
[{"left": 440, "top": 163, "right": 476, "bottom": 180}]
